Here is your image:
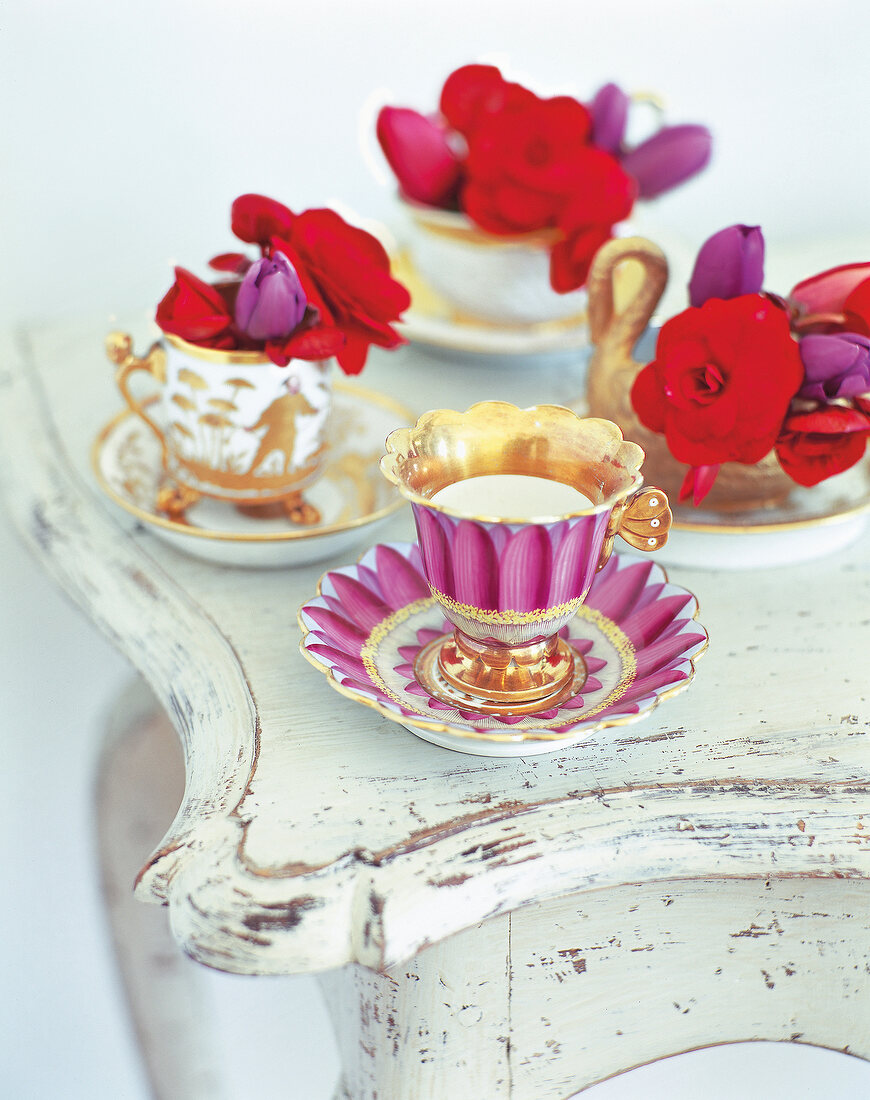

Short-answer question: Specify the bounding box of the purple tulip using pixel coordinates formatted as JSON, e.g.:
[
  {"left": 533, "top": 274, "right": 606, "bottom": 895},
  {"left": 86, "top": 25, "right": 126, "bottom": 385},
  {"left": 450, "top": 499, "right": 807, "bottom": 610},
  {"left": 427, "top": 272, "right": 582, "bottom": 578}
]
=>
[
  {"left": 235, "top": 250, "right": 307, "bottom": 341},
  {"left": 590, "top": 82, "right": 629, "bottom": 154},
  {"left": 688, "top": 224, "right": 765, "bottom": 308},
  {"left": 621, "top": 123, "right": 712, "bottom": 200},
  {"left": 798, "top": 332, "right": 870, "bottom": 401}
]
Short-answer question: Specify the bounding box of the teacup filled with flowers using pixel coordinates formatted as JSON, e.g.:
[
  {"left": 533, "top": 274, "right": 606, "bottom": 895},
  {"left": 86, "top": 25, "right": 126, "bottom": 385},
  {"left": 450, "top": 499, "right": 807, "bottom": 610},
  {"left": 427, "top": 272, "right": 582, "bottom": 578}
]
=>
[
  {"left": 376, "top": 63, "right": 711, "bottom": 324},
  {"left": 585, "top": 225, "right": 870, "bottom": 510},
  {"left": 106, "top": 193, "right": 410, "bottom": 522}
]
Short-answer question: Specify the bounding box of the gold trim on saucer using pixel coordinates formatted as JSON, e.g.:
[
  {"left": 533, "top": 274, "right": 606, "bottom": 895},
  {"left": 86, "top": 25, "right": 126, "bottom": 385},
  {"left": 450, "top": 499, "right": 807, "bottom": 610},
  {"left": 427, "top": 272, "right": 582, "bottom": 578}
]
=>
[
  {"left": 91, "top": 381, "right": 412, "bottom": 544},
  {"left": 298, "top": 553, "right": 706, "bottom": 746}
]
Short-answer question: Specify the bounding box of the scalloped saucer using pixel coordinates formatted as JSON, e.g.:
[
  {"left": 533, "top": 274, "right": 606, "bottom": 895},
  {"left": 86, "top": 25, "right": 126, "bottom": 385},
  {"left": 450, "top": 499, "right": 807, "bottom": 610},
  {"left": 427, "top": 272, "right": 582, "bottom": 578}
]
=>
[
  {"left": 92, "top": 382, "right": 412, "bottom": 568},
  {"left": 299, "top": 542, "right": 708, "bottom": 756}
]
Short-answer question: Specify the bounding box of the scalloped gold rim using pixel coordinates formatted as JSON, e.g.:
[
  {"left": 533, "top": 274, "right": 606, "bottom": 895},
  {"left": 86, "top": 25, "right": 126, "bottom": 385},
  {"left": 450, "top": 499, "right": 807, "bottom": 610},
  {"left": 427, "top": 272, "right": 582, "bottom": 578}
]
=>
[
  {"left": 381, "top": 403, "right": 646, "bottom": 525},
  {"left": 91, "top": 381, "right": 413, "bottom": 543},
  {"left": 297, "top": 549, "right": 708, "bottom": 746}
]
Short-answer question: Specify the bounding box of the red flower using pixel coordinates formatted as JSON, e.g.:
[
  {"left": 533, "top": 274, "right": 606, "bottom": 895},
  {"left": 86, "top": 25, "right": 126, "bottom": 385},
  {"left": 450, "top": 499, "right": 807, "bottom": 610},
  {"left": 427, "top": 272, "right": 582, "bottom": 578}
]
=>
[
  {"left": 631, "top": 296, "right": 804, "bottom": 470},
  {"left": 775, "top": 405, "right": 870, "bottom": 486},
  {"left": 231, "top": 193, "right": 295, "bottom": 247},
  {"left": 274, "top": 208, "right": 411, "bottom": 375},
  {"left": 843, "top": 276, "right": 870, "bottom": 337},
  {"left": 155, "top": 267, "right": 235, "bottom": 348},
  {"left": 439, "top": 64, "right": 535, "bottom": 138},
  {"left": 462, "top": 94, "right": 595, "bottom": 234}
]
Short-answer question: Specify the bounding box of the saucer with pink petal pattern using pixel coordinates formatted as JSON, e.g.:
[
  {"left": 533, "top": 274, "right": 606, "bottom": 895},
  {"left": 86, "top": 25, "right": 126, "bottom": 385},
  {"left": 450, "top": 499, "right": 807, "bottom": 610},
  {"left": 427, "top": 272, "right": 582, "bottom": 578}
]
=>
[{"left": 299, "top": 542, "right": 708, "bottom": 756}]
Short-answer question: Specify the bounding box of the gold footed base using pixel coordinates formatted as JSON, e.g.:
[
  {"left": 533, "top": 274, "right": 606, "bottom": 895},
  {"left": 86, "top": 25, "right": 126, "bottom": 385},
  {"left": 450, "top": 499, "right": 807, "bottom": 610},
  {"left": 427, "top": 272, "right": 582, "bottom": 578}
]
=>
[
  {"left": 414, "top": 632, "right": 587, "bottom": 717},
  {"left": 156, "top": 485, "right": 321, "bottom": 526}
]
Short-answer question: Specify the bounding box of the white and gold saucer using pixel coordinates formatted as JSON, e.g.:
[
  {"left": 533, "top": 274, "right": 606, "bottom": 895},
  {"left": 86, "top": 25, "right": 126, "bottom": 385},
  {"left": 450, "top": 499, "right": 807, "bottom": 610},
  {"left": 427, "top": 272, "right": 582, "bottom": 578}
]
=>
[{"left": 92, "top": 382, "right": 412, "bottom": 568}]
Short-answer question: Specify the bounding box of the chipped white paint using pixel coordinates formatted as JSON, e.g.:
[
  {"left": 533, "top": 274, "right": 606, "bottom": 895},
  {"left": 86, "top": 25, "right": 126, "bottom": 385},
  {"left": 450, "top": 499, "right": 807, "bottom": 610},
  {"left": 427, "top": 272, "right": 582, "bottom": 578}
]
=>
[{"left": 2, "top": 319, "right": 869, "bottom": 1095}]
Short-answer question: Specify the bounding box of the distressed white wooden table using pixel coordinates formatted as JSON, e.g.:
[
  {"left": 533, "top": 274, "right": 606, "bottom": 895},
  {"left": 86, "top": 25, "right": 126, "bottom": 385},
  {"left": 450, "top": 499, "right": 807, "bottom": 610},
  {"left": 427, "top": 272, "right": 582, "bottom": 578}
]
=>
[{"left": 3, "top": 319, "right": 870, "bottom": 1099}]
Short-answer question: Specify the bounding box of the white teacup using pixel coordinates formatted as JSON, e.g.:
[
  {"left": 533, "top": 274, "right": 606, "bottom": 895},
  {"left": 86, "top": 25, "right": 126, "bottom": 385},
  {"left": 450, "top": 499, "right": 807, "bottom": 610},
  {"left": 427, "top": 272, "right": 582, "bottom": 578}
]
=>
[{"left": 106, "top": 332, "right": 332, "bottom": 516}]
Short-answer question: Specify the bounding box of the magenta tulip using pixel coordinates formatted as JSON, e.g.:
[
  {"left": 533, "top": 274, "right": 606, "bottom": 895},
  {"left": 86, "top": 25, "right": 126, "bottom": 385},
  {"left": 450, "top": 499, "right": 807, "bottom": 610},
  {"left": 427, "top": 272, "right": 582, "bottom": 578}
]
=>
[
  {"left": 621, "top": 124, "right": 712, "bottom": 199},
  {"left": 688, "top": 224, "right": 765, "bottom": 307},
  {"left": 376, "top": 106, "right": 462, "bottom": 207},
  {"left": 590, "top": 82, "right": 629, "bottom": 154},
  {"left": 234, "top": 250, "right": 307, "bottom": 341},
  {"left": 798, "top": 332, "right": 870, "bottom": 401}
]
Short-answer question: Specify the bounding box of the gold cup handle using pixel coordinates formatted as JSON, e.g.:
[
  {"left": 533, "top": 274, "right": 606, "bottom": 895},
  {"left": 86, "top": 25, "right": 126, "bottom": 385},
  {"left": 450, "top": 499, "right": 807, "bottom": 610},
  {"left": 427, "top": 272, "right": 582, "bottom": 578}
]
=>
[
  {"left": 617, "top": 487, "right": 672, "bottom": 552},
  {"left": 587, "top": 236, "right": 669, "bottom": 360},
  {"left": 105, "top": 331, "right": 168, "bottom": 466}
]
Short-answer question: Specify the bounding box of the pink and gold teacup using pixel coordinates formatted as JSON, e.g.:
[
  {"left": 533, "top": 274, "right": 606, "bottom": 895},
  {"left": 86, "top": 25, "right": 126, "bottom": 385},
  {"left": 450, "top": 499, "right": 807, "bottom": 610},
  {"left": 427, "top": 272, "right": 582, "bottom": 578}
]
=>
[{"left": 380, "top": 402, "right": 671, "bottom": 715}]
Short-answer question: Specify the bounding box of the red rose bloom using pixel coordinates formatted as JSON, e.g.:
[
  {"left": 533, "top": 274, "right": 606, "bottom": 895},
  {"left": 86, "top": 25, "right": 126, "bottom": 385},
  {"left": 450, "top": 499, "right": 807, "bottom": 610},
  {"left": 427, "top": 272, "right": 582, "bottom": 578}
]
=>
[
  {"left": 775, "top": 405, "right": 870, "bottom": 486},
  {"left": 631, "top": 295, "right": 804, "bottom": 467},
  {"left": 462, "top": 94, "right": 595, "bottom": 234},
  {"left": 155, "top": 266, "right": 234, "bottom": 348},
  {"left": 274, "top": 208, "right": 411, "bottom": 375},
  {"left": 439, "top": 64, "right": 536, "bottom": 138},
  {"left": 231, "top": 193, "right": 295, "bottom": 247}
]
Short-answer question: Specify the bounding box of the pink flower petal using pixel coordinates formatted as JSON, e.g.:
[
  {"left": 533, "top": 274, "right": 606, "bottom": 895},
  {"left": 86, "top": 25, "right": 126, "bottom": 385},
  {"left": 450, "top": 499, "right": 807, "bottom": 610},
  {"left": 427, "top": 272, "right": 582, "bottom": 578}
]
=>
[
  {"left": 327, "top": 573, "right": 392, "bottom": 633},
  {"left": 499, "top": 526, "right": 551, "bottom": 611},
  {"left": 375, "top": 544, "right": 432, "bottom": 607},
  {"left": 303, "top": 606, "right": 368, "bottom": 656},
  {"left": 586, "top": 560, "right": 654, "bottom": 621}
]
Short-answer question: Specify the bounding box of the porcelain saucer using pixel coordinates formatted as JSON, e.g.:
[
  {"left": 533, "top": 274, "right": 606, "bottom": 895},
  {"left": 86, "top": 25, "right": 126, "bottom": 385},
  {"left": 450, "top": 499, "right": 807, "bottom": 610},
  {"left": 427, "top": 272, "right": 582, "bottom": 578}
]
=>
[
  {"left": 92, "top": 382, "right": 412, "bottom": 568},
  {"left": 390, "top": 250, "right": 590, "bottom": 359},
  {"left": 663, "top": 460, "right": 870, "bottom": 570},
  {"left": 299, "top": 542, "right": 708, "bottom": 757}
]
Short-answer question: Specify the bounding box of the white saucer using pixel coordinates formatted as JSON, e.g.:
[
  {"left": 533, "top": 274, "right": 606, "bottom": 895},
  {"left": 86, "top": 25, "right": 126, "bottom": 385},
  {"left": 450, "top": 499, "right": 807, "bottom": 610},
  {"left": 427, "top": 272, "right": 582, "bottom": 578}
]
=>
[{"left": 92, "top": 382, "right": 412, "bottom": 568}]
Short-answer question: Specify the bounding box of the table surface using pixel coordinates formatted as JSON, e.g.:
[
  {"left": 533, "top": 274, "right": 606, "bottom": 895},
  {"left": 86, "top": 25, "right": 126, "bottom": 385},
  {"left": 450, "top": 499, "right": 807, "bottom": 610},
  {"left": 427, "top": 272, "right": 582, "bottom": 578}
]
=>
[{"left": 2, "top": 314, "right": 869, "bottom": 978}]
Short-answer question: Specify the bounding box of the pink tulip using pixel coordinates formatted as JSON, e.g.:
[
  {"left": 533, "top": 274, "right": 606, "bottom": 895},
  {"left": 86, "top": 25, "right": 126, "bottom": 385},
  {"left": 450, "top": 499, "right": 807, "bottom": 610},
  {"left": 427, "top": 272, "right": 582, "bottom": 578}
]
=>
[{"left": 376, "top": 106, "right": 462, "bottom": 207}]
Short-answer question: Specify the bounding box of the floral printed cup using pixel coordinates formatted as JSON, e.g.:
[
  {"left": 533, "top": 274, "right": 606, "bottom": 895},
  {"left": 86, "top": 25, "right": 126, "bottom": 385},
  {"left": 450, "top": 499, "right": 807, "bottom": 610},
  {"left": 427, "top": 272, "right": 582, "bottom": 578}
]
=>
[
  {"left": 106, "top": 331, "right": 332, "bottom": 521},
  {"left": 380, "top": 402, "right": 671, "bottom": 715}
]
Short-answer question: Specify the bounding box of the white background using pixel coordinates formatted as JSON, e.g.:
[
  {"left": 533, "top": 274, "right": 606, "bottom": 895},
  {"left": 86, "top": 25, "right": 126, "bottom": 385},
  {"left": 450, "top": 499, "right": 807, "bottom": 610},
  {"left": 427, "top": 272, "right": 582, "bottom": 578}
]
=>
[{"left": 3, "top": 1, "right": 870, "bottom": 1096}]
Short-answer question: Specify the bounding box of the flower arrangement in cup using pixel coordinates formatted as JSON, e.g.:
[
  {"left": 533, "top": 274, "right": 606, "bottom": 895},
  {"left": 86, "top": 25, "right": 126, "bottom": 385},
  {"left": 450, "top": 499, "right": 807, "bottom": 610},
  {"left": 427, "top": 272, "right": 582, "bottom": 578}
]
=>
[
  {"left": 376, "top": 63, "right": 711, "bottom": 311},
  {"left": 107, "top": 194, "right": 410, "bottom": 525},
  {"left": 630, "top": 225, "right": 870, "bottom": 505},
  {"left": 157, "top": 192, "right": 411, "bottom": 374}
]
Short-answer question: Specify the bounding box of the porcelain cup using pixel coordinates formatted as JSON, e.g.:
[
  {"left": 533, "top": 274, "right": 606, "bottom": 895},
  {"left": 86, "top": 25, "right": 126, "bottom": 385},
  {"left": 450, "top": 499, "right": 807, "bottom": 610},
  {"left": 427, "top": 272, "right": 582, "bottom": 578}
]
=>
[
  {"left": 106, "top": 331, "right": 332, "bottom": 516},
  {"left": 380, "top": 401, "right": 671, "bottom": 714},
  {"left": 401, "top": 199, "right": 587, "bottom": 325}
]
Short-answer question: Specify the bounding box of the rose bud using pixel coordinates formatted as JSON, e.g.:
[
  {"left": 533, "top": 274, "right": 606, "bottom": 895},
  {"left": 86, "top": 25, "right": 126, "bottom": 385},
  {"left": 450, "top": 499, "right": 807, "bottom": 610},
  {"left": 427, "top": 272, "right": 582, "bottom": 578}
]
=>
[
  {"left": 797, "top": 332, "right": 870, "bottom": 401},
  {"left": 235, "top": 250, "right": 307, "bottom": 341},
  {"left": 621, "top": 123, "right": 712, "bottom": 199},
  {"left": 590, "top": 82, "right": 629, "bottom": 154},
  {"left": 688, "top": 224, "right": 765, "bottom": 307},
  {"left": 376, "top": 106, "right": 462, "bottom": 207}
]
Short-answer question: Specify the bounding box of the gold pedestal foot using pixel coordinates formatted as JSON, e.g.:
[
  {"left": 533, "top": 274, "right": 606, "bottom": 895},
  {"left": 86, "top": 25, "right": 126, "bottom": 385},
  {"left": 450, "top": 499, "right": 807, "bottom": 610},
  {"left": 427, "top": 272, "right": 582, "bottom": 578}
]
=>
[
  {"left": 414, "top": 633, "right": 586, "bottom": 717},
  {"left": 282, "top": 491, "right": 321, "bottom": 527},
  {"left": 156, "top": 484, "right": 200, "bottom": 521}
]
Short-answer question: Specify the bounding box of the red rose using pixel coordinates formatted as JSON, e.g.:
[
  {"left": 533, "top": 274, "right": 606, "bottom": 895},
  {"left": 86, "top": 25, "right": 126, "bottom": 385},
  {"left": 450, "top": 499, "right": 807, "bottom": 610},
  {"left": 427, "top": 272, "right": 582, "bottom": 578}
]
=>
[
  {"left": 274, "top": 208, "right": 411, "bottom": 375},
  {"left": 231, "top": 193, "right": 295, "bottom": 247},
  {"left": 549, "top": 224, "right": 613, "bottom": 294},
  {"left": 439, "top": 64, "right": 535, "bottom": 138},
  {"left": 631, "top": 295, "right": 804, "bottom": 467},
  {"left": 462, "top": 94, "right": 595, "bottom": 234},
  {"left": 155, "top": 266, "right": 235, "bottom": 347},
  {"left": 843, "top": 276, "right": 870, "bottom": 337},
  {"left": 775, "top": 405, "right": 870, "bottom": 486}
]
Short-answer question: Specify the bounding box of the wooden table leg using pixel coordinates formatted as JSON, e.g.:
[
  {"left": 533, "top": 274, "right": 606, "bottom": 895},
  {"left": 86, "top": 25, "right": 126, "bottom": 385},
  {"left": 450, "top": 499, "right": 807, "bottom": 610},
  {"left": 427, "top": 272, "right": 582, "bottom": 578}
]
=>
[
  {"left": 319, "top": 877, "right": 870, "bottom": 1100},
  {"left": 96, "top": 677, "right": 227, "bottom": 1100}
]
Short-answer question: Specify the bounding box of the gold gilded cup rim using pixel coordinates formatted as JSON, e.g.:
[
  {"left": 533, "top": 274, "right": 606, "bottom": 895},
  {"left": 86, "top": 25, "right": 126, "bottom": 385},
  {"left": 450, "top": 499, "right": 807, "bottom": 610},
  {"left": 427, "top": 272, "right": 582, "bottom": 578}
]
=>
[
  {"left": 163, "top": 332, "right": 336, "bottom": 368},
  {"left": 380, "top": 401, "right": 646, "bottom": 525}
]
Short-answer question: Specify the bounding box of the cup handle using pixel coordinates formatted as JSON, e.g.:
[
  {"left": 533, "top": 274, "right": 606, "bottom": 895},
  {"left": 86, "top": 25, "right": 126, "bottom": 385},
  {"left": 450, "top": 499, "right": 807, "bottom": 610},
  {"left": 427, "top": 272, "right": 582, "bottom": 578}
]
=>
[
  {"left": 617, "top": 487, "right": 672, "bottom": 552},
  {"left": 105, "top": 331, "right": 168, "bottom": 466},
  {"left": 587, "top": 237, "right": 669, "bottom": 359}
]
